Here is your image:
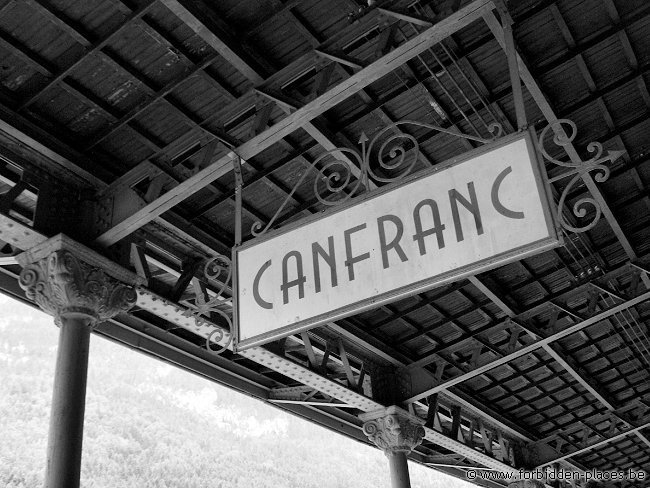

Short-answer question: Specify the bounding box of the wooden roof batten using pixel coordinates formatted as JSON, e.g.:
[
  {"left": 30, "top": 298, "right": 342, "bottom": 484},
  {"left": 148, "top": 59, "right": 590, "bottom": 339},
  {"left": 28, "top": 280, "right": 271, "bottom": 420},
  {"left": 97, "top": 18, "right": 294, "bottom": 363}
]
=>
[{"left": 0, "top": 0, "right": 650, "bottom": 482}]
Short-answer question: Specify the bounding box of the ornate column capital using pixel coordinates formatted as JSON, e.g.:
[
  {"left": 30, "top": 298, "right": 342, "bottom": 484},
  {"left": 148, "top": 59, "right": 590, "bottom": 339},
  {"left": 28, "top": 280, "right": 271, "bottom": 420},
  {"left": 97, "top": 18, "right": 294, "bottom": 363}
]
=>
[
  {"left": 359, "top": 406, "right": 425, "bottom": 455},
  {"left": 17, "top": 234, "right": 142, "bottom": 326}
]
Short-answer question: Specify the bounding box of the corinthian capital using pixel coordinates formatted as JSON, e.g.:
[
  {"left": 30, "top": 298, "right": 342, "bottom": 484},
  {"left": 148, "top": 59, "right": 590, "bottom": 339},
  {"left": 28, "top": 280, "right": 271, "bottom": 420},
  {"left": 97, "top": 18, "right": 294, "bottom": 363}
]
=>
[
  {"left": 360, "top": 406, "right": 425, "bottom": 455},
  {"left": 17, "top": 235, "right": 140, "bottom": 326}
]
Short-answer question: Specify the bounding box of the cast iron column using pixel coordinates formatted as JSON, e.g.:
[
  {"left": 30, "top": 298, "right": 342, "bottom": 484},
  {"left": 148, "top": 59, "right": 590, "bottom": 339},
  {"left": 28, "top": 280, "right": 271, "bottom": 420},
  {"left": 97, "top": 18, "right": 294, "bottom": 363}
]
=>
[
  {"left": 18, "top": 241, "right": 137, "bottom": 488},
  {"left": 360, "top": 406, "right": 425, "bottom": 488}
]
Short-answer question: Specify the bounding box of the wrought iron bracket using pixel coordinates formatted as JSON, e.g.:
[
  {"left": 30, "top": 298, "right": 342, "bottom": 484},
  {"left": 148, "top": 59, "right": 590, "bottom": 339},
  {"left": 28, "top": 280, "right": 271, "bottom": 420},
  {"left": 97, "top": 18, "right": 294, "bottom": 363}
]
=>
[
  {"left": 539, "top": 119, "right": 624, "bottom": 234},
  {"left": 182, "top": 255, "right": 233, "bottom": 355},
  {"left": 247, "top": 119, "right": 502, "bottom": 239}
]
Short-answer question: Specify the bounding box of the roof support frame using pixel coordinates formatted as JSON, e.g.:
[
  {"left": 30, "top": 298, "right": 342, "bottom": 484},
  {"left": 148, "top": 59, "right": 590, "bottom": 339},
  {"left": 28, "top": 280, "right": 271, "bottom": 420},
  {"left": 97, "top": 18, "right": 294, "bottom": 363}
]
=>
[{"left": 93, "top": 0, "right": 495, "bottom": 247}]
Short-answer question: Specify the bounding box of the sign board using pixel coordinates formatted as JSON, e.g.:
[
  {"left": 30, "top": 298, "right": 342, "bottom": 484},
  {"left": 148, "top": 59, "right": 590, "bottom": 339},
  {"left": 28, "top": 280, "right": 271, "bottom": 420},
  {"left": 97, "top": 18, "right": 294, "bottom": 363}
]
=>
[{"left": 233, "top": 131, "right": 560, "bottom": 350}]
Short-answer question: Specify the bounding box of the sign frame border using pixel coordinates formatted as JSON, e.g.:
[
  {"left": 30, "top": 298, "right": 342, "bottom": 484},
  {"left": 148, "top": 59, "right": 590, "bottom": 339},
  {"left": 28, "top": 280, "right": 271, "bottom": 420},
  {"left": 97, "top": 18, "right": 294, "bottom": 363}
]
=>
[{"left": 232, "top": 129, "right": 561, "bottom": 351}]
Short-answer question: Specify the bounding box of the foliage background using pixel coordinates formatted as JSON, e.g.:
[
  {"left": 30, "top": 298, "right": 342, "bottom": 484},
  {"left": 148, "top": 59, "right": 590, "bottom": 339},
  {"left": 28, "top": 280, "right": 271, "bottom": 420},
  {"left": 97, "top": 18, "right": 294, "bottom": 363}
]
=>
[{"left": 0, "top": 294, "right": 474, "bottom": 488}]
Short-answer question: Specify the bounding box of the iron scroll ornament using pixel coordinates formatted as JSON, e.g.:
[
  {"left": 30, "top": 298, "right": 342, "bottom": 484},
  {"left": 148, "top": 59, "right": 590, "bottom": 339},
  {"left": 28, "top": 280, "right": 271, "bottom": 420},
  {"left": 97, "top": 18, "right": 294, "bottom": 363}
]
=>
[
  {"left": 538, "top": 119, "right": 624, "bottom": 234},
  {"left": 250, "top": 120, "right": 503, "bottom": 238},
  {"left": 182, "top": 255, "right": 233, "bottom": 354}
]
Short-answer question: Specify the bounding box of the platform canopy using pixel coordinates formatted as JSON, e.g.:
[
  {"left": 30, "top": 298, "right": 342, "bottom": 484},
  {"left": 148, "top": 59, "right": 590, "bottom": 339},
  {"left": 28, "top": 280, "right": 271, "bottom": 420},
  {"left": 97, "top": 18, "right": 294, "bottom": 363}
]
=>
[{"left": 0, "top": 0, "right": 649, "bottom": 485}]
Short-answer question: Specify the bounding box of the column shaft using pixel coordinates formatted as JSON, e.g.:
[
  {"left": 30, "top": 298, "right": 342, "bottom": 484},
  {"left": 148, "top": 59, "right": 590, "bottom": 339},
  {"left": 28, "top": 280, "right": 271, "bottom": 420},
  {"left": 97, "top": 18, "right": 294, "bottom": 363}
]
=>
[
  {"left": 45, "top": 316, "right": 92, "bottom": 488},
  {"left": 387, "top": 451, "right": 412, "bottom": 488}
]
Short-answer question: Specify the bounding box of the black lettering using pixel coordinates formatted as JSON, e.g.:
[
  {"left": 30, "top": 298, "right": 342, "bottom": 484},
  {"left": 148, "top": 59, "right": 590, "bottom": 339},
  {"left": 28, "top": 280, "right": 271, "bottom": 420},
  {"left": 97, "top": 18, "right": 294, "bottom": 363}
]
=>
[
  {"left": 491, "top": 166, "right": 525, "bottom": 219},
  {"left": 449, "top": 182, "right": 483, "bottom": 242},
  {"left": 312, "top": 236, "right": 338, "bottom": 293},
  {"left": 253, "top": 260, "right": 273, "bottom": 309},
  {"left": 412, "top": 199, "right": 445, "bottom": 255},
  {"left": 280, "top": 251, "right": 306, "bottom": 304},
  {"left": 377, "top": 214, "right": 408, "bottom": 269},
  {"left": 344, "top": 224, "right": 370, "bottom": 281}
]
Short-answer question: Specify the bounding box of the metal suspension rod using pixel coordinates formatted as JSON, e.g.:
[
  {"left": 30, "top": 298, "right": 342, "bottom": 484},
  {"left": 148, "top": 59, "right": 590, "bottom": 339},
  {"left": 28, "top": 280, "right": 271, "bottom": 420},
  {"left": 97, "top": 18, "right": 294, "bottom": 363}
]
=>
[
  {"left": 424, "top": 43, "right": 493, "bottom": 134},
  {"left": 397, "top": 24, "right": 483, "bottom": 138},
  {"left": 437, "top": 40, "right": 500, "bottom": 123}
]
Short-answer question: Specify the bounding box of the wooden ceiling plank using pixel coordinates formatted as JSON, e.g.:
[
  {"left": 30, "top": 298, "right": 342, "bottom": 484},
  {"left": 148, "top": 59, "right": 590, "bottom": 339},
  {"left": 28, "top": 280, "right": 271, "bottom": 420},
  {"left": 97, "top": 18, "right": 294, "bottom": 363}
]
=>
[
  {"left": 18, "top": 0, "right": 158, "bottom": 111},
  {"left": 24, "top": 0, "right": 92, "bottom": 47},
  {"left": 0, "top": 31, "right": 55, "bottom": 76}
]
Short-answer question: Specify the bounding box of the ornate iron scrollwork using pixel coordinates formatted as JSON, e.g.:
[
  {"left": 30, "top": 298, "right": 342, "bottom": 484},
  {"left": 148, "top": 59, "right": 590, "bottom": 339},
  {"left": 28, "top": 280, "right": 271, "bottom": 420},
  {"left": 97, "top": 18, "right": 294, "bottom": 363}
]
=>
[
  {"left": 182, "top": 255, "right": 233, "bottom": 354},
  {"left": 538, "top": 119, "right": 624, "bottom": 234},
  {"left": 251, "top": 120, "right": 502, "bottom": 237}
]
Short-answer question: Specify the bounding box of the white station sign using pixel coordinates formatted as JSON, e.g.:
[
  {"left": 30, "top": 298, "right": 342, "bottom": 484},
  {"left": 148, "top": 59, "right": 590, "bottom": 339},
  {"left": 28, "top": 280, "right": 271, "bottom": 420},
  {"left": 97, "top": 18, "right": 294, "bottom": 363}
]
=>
[{"left": 233, "top": 131, "right": 559, "bottom": 350}]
